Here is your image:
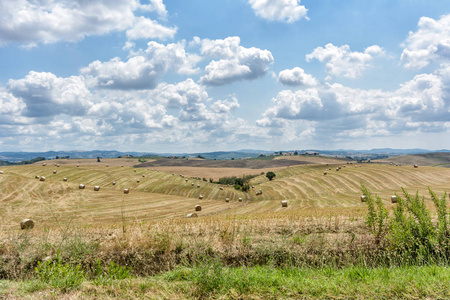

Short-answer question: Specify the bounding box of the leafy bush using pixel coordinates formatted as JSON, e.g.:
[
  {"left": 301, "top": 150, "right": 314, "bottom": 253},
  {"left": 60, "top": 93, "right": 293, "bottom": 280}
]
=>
[
  {"left": 35, "top": 253, "right": 85, "bottom": 291},
  {"left": 362, "top": 184, "right": 450, "bottom": 263}
]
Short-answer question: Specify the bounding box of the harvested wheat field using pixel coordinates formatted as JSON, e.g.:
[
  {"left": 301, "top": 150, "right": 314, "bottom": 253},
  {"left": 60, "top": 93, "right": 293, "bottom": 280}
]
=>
[{"left": 1, "top": 158, "right": 450, "bottom": 231}]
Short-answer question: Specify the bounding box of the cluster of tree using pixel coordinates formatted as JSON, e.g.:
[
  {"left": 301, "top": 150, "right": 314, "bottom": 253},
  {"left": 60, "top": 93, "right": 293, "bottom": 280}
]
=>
[
  {"left": 213, "top": 174, "right": 260, "bottom": 192},
  {"left": 55, "top": 155, "right": 70, "bottom": 159},
  {"left": 0, "top": 157, "right": 46, "bottom": 166}
]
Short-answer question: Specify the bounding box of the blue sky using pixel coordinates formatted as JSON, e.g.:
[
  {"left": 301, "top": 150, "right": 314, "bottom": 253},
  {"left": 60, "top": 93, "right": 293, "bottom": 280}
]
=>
[{"left": 0, "top": 0, "right": 449, "bottom": 152}]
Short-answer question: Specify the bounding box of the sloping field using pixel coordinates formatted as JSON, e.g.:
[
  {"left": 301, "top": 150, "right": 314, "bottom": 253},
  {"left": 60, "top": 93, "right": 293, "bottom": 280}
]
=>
[
  {"left": 375, "top": 152, "right": 450, "bottom": 167},
  {"left": 1, "top": 161, "right": 450, "bottom": 231},
  {"left": 138, "top": 158, "right": 311, "bottom": 168},
  {"left": 273, "top": 155, "right": 348, "bottom": 164}
]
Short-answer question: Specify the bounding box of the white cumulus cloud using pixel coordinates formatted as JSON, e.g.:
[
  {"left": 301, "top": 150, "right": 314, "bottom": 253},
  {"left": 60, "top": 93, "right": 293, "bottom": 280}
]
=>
[
  {"left": 278, "top": 67, "right": 318, "bottom": 87},
  {"left": 401, "top": 14, "right": 450, "bottom": 69},
  {"left": 0, "top": 0, "right": 174, "bottom": 46},
  {"left": 248, "top": 0, "right": 308, "bottom": 23},
  {"left": 199, "top": 36, "right": 274, "bottom": 86},
  {"left": 306, "top": 43, "right": 384, "bottom": 79},
  {"left": 126, "top": 17, "right": 177, "bottom": 40}
]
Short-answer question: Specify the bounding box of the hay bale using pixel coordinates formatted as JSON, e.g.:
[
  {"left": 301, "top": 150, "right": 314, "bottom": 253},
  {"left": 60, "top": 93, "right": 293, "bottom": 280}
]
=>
[
  {"left": 197, "top": 184, "right": 200, "bottom": 188},
  {"left": 40, "top": 176, "right": 46, "bottom": 181},
  {"left": 77, "top": 164, "right": 79, "bottom": 167},
  {"left": 239, "top": 197, "right": 243, "bottom": 202},
  {"left": 185, "top": 179, "right": 188, "bottom": 182},
  {"left": 142, "top": 175, "right": 145, "bottom": 177},
  {"left": 252, "top": 185, "right": 255, "bottom": 188},
  {"left": 42, "top": 163, "right": 47, "bottom": 166},
  {"left": 199, "top": 195, "right": 203, "bottom": 199},
  {"left": 191, "top": 183, "right": 194, "bottom": 186},
  {"left": 137, "top": 179, "right": 140, "bottom": 183},
  {"left": 225, "top": 198, "right": 230, "bottom": 202},
  {"left": 414, "top": 164, "right": 418, "bottom": 168},
  {"left": 94, "top": 186, "right": 100, "bottom": 191},
  {"left": 195, "top": 205, "right": 202, "bottom": 211},
  {"left": 186, "top": 213, "right": 198, "bottom": 218},
  {"left": 391, "top": 195, "right": 397, "bottom": 203},
  {"left": 56, "top": 164, "right": 60, "bottom": 167},
  {"left": 360, "top": 195, "right": 366, "bottom": 202},
  {"left": 336, "top": 168, "right": 339, "bottom": 171},
  {"left": 106, "top": 164, "right": 109, "bottom": 167},
  {"left": 20, "top": 219, "right": 34, "bottom": 230},
  {"left": 53, "top": 170, "right": 57, "bottom": 174},
  {"left": 343, "top": 165, "right": 346, "bottom": 168},
  {"left": 281, "top": 200, "right": 288, "bottom": 207},
  {"left": 112, "top": 182, "right": 116, "bottom": 185},
  {"left": 172, "top": 173, "right": 175, "bottom": 175},
  {"left": 329, "top": 168, "right": 331, "bottom": 170},
  {"left": 324, "top": 171, "right": 327, "bottom": 175},
  {"left": 0, "top": 171, "right": 3, "bottom": 174},
  {"left": 63, "top": 178, "right": 67, "bottom": 182},
  {"left": 124, "top": 189, "right": 129, "bottom": 194},
  {"left": 35, "top": 175, "right": 40, "bottom": 179},
  {"left": 134, "top": 169, "right": 137, "bottom": 172},
  {"left": 220, "top": 187, "right": 224, "bottom": 190},
  {"left": 79, "top": 184, "right": 85, "bottom": 189}
]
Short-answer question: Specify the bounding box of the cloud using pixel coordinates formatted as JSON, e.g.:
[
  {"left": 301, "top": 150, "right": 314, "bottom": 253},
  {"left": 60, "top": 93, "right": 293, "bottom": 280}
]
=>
[
  {"left": 248, "top": 0, "right": 308, "bottom": 23},
  {"left": 401, "top": 14, "right": 450, "bottom": 69},
  {"left": 199, "top": 36, "right": 274, "bottom": 86},
  {"left": 0, "top": 0, "right": 174, "bottom": 46},
  {"left": 257, "top": 64, "right": 450, "bottom": 143},
  {"left": 277, "top": 67, "right": 318, "bottom": 87},
  {"left": 126, "top": 17, "right": 177, "bottom": 40},
  {"left": 7, "top": 71, "right": 92, "bottom": 119},
  {"left": 306, "top": 43, "right": 384, "bottom": 79},
  {"left": 81, "top": 41, "right": 200, "bottom": 90}
]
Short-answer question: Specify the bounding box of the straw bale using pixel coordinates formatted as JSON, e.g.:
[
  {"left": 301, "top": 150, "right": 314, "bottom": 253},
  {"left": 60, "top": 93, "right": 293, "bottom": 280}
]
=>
[
  {"left": 124, "top": 189, "right": 129, "bottom": 194},
  {"left": 281, "top": 200, "right": 288, "bottom": 207},
  {"left": 20, "top": 219, "right": 34, "bottom": 230},
  {"left": 195, "top": 205, "right": 202, "bottom": 211},
  {"left": 186, "top": 213, "right": 198, "bottom": 218},
  {"left": 79, "top": 184, "right": 85, "bottom": 189},
  {"left": 94, "top": 186, "right": 100, "bottom": 191}
]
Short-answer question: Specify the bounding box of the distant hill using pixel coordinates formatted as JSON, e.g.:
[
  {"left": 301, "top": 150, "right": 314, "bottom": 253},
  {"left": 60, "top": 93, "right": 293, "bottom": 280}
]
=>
[{"left": 376, "top": 152, "right": 450, "bottom": 167}]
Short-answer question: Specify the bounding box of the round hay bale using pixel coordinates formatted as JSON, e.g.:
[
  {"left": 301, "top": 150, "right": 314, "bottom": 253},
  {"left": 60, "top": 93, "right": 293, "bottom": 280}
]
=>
[
  {"left": 324, "top": 171, "right": 327, "bottom": 175},
  {"left": 281, "top": 200, "right": 288, "bottom": 207},
  {"left": 172, "top": 173, "right": 175, "bottom": 175},
  {"left": 220, "top": 187, "right": 224, "bottom": 190},
  {"left": 360, "top": 195, "right": 366, "bottom": 202},
  {"left": 197, "top": 184, "right": 200, "bottom": 188},
  {"left": 0, "top": 171, "right": 3, "bottom": 174},
  {"left": 185, "top": 179, "right": 188, "bottom": 182},
  {"left": 239, "top": 197, "right": 243, "bottom": 202},
  {"left": 199, "top": 195, "right": 203, "bottom": 199},
  {"left": 336, "top": 168, "right": 339, "bottom": 171},
  {"left": 329, "top": 168, "right": 331, "bottom": 170},
  {"left": 252, "top": 185, "right": 255, "bottom": 188},
  {"left": 56, "top": 164, "right": 60, "bottom": 167},
  {"left": 106, "top": 164, "right": 109, "bottom": 167},
  {"left": 186, "top": 213, "right": 198, "bottom": 218},
  {"left": 42, "top": 163, "right": 47, "bottom": 166},
  {"left": 124, "top": 189, "right": 129, "bottom": 194},
  {"left": 94, "top": 186, "right": 100, "bottom": 191},
  {"left": 142, "top": 175, "right": 145, "bottom": 177},
  {"left": 191, "top": 183, "right": 194, "bottom": 186},
  {"left": 134, "top": 169, "right": 137, "bottom": 172},
  {"left": 79, "top": 184, "right": 85, "bottom": 189},
  {"left": 225, "top": 198, "right": 230, "bottom": 202},
  {"left": 53, "top": 170, "right": 57, "bottom": 174},
  {"left": 40, "top": 176, "right": 46, "bottom": 181},
  {"left": 137, "top": 179, "right": 140, "bottom": 183},
  {"left": 391, "top": 195, "right": 397, "bottom": 203},
  {"left": 63, "top": 178, "right": 67, "bottom": 182},
  {"left": 414, "top": 164, "right": 418, "bottom": 168},
  {"left": 20, "top": 219, "right": 34, "bottom": 230},
  {"left": 112, "top": 182, "right": 116, "bottom": 185},
  {"left": 195, "top": 205, "right": 202, "bottom": 211},
  {"left": 343, "top": 165, "right": 346, "bottom": 168},
  {"left": 77, "top": 164, "right": 79, "bottom": 167},
  {"left": 35, "top": 175, "right": 40, "bottom": 179}
]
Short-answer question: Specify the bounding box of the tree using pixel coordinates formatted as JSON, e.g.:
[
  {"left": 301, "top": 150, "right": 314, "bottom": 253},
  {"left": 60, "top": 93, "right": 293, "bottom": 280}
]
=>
[
  {"left": 266, "top": 171, "right": 276, "bottom": 181},
  {"left": 294, "top": 151, "right": 298, "bottom": 155},
  {"left": 97, "top": 156, "right": 101, "bottom": 162}
]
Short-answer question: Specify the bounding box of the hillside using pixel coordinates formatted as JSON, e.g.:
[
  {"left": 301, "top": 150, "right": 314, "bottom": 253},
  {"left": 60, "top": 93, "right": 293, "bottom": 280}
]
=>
[
  {"left": 375, "top": 152, "right": 450, "bottom": 167},
  {"left": 2, "top": 159, "right": 450, "bottom": 231}
]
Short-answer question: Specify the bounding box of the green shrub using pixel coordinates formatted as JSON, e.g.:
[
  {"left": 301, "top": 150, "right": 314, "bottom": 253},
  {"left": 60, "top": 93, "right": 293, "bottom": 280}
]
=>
[{"left": 35, "top": 253, "right": 85, "bottom": 291}]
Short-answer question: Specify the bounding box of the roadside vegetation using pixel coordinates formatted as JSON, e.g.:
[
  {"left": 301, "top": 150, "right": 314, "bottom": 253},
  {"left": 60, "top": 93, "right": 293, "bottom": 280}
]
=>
[{"left": 2, "top": 160, "right": 450, "bottom": 298}]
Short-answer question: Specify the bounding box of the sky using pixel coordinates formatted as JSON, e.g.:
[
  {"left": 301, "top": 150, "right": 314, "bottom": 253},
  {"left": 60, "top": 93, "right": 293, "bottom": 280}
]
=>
[{"left": 0, "top": 0, "right": 450, "bottom": 153}]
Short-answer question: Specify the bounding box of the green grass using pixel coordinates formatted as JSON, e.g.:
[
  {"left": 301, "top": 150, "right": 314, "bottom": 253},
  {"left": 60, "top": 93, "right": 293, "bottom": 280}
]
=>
[{"left": 3, "top": 265, "right": 450, "bottom": 299}]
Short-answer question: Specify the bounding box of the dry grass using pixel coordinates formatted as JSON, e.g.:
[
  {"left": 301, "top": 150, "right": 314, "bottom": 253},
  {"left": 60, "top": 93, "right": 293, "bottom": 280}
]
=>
[{"left": 274, "top": 155, "right": 348, "bottom": 164}]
